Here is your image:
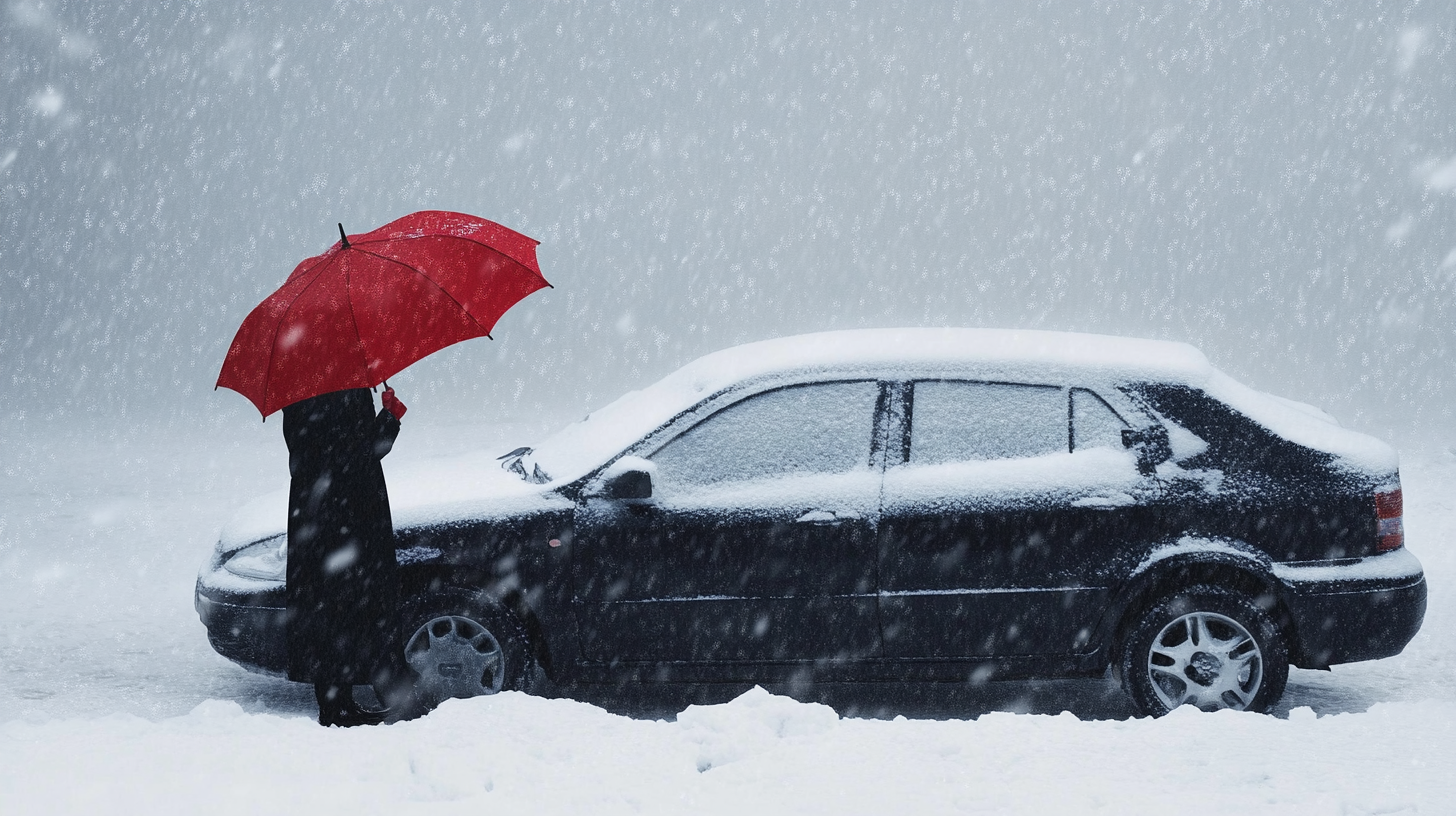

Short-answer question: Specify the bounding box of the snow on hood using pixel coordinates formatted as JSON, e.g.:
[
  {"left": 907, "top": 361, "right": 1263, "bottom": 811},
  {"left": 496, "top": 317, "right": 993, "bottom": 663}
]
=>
[{"left": 216, "top": 451, "right": 569, "bottom": 552}]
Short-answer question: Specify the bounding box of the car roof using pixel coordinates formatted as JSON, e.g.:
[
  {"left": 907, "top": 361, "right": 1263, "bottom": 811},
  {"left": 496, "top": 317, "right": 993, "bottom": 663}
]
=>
[{"left": 668, "top": 328, "right": 1213, "bottom": 391}]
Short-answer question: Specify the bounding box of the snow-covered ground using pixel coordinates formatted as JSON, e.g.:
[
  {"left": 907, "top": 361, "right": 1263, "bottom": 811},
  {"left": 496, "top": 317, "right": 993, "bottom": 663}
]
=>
[{"left": 2, "top": 419, "right": 1452, "bottom": 814}]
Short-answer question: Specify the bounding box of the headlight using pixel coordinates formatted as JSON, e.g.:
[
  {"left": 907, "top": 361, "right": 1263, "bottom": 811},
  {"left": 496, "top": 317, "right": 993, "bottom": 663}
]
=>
[{"left": 223, "top": 536, "right": 287, "bottom": 581}]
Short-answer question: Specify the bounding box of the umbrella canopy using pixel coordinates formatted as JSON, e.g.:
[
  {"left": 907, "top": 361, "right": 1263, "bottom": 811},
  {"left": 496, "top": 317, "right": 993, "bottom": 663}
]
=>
[{"left": 218, "top": 210, "right": 550, "bottom": 417}]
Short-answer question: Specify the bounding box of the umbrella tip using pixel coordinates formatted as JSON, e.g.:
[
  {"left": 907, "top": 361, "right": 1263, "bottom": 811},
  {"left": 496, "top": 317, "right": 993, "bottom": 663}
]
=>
[{"left": 338, "top": 223, "right": 350, "bottom": 249}]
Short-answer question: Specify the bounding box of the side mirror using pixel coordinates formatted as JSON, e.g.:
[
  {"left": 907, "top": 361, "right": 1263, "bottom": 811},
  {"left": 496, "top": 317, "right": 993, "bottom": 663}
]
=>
[
  {"left": 590, "top": 456, "right": 656, "bottom": 501},
  {"left": 1122, "top": 425, "right": 1172, "bottom": 475},
  {"left": 603, "top": 468, "right": 653, "bottom": 500}
]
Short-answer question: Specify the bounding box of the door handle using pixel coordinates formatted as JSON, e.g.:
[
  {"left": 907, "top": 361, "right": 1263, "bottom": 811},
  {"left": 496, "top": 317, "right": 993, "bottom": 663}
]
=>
[
  {"left": 1072, "top": 493, "right": 1135, "bottom": 508},
  {"left": 795, "top": 510, "right": 842, "bottom": 525}
]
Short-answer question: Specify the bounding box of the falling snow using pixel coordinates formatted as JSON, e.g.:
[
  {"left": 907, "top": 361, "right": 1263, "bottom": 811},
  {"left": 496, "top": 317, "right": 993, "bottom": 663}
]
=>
[{"left": 2, "top": 3, "right": 1455, "bottom": 814}]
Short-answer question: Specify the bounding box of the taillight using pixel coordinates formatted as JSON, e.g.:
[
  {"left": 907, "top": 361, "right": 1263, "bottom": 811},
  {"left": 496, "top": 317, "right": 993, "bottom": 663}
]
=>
[{"left": 1375, "top": 488, "right": 1404, "bottom": 553}]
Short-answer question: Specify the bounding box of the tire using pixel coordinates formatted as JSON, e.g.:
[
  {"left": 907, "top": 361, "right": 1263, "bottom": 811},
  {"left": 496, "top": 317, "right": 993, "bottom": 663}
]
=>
[
  {"left": 1118, "top": 584, "right": 1288, "bottom": 716},
  {"left": 400, "top": 587, "right": 532, "bottom": 711}
]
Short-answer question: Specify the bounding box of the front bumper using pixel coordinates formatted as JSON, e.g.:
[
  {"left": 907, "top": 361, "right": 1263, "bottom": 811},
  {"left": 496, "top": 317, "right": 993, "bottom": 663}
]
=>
[
  {"left": 1275, "top": 548, "right": 1428, "bottom": 669},
  {"left": 195, "top": 579, "right": 289, "bottom": 676}
]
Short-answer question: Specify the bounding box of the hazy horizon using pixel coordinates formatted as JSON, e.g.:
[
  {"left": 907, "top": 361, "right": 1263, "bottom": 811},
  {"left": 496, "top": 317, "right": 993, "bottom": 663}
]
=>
[{"left": 4, "top": 1, "right": 1454, "bottom": 447}]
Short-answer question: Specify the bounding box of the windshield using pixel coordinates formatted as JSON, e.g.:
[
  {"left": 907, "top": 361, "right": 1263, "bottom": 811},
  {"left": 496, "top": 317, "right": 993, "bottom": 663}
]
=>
[
  {"left": 521, "top": 351, "right": 748, "bottom": 484},
  {"left": 520, "top": 384, "right": 692, "bottom": 485}
]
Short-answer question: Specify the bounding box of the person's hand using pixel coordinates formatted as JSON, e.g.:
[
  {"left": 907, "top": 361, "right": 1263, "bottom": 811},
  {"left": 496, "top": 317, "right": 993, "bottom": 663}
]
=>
[{"left": 381, "top": 387, "right": 407, "bottom": 420}]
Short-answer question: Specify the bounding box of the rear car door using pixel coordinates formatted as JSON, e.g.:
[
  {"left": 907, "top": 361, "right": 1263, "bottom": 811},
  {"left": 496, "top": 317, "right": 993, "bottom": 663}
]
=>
[
  {"left": 878, "top": 380, "right": 1151, "bottom": 659},
  {"left": 572, "top": 380, "right": 885, "bottom": 664}
]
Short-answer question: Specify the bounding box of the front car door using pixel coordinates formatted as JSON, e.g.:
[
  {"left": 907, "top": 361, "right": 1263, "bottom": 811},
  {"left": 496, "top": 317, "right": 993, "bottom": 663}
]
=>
[
  {"left": 878, "top": 379, "right": 1153, "bottom": 660},
  {"left": 572, "top": 380, "right": 886, "bottom": 665}
]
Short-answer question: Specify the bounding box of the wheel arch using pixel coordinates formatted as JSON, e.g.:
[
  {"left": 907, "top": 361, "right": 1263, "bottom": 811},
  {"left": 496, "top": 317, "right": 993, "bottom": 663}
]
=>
[
  {"left": 398, "top": 565, "right": 558, "bottom": 683},
  {"left": 1095, "top": 541, "right": 1301, "bottom": 673}
]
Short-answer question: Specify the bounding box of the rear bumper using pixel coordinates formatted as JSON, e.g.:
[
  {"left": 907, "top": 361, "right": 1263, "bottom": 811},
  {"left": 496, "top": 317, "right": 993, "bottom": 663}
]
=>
[
  {"left": 1275, "top": 549, "right": 1427, "bottom": 669},
  {"left": 195, "top": 583, "right": 289, "bottom": 676}
]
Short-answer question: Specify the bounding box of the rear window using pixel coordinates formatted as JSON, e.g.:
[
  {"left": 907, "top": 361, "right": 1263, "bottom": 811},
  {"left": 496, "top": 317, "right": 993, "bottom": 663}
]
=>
[{"left": 1129, "top": 383, "right": 1333, "bottom": 480}]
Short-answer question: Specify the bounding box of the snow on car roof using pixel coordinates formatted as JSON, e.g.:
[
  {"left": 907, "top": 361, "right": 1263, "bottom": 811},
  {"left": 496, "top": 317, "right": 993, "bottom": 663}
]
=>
[
  {"left": 535, "top": 330, "right": 1213, "bottom": 480},
  {"left": 530, "top": 328, "right": 1397, "bottom": 483},
  {"left": 672, "top": 328, "right": 1213, "bottom": 387},
  {"left": 533, "top": 328, "right": 1207, "bottom": 481}
]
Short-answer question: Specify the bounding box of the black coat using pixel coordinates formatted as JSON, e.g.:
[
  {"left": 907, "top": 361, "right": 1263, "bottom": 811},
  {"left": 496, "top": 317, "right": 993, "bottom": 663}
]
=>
[{"left": 282, "top": 388, "right": 404, "bottom": 687}]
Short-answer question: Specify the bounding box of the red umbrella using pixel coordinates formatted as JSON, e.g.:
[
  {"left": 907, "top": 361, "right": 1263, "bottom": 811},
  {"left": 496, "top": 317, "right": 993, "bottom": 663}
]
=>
[{"left": 218, "top": 210, "right": 550, "bottom": 417}]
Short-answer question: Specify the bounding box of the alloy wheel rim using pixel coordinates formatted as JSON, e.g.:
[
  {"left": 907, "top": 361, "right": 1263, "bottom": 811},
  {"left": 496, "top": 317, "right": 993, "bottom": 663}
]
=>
[
  {"left": 404, "top": 615, "right": 506, "bottom": 702},
  {"left": 1147, "top": 610, "right": 1263, "bottom": 712}
]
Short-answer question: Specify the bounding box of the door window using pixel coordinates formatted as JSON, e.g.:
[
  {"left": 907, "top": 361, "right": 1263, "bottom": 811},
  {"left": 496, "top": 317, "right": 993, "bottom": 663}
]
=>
[
  {"left": 909, "top": 381, "right": 1066, "bottom": 464},
  {"left": 649, "top": 381, "right": 880, "bottom": 490},
  {"left": 1071, "top": 388, "right": 1130, "bottom": 451}
]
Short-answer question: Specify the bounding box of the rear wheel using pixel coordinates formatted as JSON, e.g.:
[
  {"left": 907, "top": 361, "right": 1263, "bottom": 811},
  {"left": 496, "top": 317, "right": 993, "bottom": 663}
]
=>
[
  {"left": 1119, "top": 584, "right": 1288, "bottom": 716},
  {"left": 401, "top": 588, "right": 531, "bottom": 711}
]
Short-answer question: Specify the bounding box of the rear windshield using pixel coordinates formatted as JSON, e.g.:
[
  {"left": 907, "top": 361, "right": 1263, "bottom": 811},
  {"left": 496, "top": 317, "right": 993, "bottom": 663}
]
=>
[{"left": 1128, "top": 383, "right": 1335, "bottom": 483}]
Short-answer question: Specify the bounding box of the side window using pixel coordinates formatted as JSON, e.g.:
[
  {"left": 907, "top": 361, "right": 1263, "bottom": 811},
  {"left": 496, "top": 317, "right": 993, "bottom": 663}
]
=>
[
  {"left": 909, "top": 381, "right": 1066, "bottom": 464},
  {"left": 1071, "top": 388, "right": 1129, "bottom": 451},
  {"left": 648, "top": 381, "right": 879, "bottom": 490}
]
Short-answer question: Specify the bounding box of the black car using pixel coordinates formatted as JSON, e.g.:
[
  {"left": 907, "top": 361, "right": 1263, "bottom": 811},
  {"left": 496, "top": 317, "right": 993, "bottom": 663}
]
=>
[{"left": 197, "top": 329, "right": 1427, "bottom": 716}]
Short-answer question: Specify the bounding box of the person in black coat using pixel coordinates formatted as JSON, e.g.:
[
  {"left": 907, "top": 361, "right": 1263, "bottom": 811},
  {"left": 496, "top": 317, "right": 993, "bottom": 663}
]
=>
[{"left": 282, "top": 386, "right": 410, "bottom": 726}]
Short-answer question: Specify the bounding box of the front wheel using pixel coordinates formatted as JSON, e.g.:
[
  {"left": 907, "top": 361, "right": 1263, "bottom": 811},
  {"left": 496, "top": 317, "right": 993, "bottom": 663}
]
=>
[
  {"left": 401, "top": 589, "right": 531, "bottom": 711},
  {"left": 1119, "top": 584, "right": 1288, "bottom": 716}
]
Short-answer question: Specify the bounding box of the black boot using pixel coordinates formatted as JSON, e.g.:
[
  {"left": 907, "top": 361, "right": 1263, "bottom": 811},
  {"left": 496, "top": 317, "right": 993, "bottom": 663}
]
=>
[{"left": 316, "top": 683, "right": 386, "bottom": 727}]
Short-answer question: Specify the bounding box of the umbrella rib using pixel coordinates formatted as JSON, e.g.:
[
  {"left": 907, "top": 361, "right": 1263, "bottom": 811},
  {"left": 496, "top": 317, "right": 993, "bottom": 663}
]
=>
[
  {"left": 353, "top": 247, "right": 494, "bottom": 335},
  {"left": 341, "top": 252, "right": 372, "bottom": 382},
  {"left": 354, "top": 233, "right": 547, "bottom": 283},
  {"left": 261, "top": 253, "right": 342, "bottom": 414}
]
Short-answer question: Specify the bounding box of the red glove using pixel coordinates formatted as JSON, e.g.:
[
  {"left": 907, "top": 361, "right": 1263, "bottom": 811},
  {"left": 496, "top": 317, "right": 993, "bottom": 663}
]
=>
[{"left": 381, "top": 387, "right": 408, "bottom": 420}]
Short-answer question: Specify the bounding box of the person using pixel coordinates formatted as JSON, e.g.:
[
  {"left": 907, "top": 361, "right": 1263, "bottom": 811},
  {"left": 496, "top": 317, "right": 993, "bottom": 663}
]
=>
[{"left": 282, "top": 385, "right": 410, "bottom": 727}]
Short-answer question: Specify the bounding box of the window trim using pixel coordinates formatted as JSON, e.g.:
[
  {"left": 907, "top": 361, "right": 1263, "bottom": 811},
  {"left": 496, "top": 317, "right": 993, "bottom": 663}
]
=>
[{"left": 1069, "top": 386, "right": 1131, "bottom": 453}]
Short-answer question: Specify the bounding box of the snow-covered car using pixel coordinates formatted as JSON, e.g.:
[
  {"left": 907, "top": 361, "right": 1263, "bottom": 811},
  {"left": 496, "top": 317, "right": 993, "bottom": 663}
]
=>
[{"left": 196, "top": 328, "right": 1426, "bottom": 716}]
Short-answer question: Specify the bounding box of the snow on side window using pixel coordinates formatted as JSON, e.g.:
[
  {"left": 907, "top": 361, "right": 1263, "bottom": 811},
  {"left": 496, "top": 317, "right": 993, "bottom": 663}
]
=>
[
  {"left": 1071, "top": 388, "right": 1129, "bottom": 451},
  {"left": 648, "top": 381, "right": 879, "bottom": 489},
  {"left": 910, "top": 381, "right": 1066, "bottom": 464}
]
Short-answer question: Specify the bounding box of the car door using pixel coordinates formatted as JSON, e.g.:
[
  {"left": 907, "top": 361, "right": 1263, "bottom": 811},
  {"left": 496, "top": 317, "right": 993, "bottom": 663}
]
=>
[
  {"left": 877, "top": 380, "right": 1152, "bottom": 659},
  {"left": 572, "top": 380, "right": 886, "bottom": 664}
]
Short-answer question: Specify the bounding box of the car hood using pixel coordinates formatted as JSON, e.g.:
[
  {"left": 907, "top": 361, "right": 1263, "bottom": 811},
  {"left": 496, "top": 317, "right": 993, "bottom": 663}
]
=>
[{"left": 215, "top": 450, "right": 573, "bottom": 554}]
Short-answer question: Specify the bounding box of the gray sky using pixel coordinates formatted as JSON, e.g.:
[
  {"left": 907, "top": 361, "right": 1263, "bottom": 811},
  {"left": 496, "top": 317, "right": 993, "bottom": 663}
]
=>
[{"left": 3, "top": 1, "right": 1453, "bottom": 444}]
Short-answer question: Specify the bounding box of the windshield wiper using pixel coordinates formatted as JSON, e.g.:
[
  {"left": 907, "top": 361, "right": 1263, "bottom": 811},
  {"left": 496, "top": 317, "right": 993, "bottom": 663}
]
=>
[{"left": 497, "top": 447, "right": 550, "bottom": 484}]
